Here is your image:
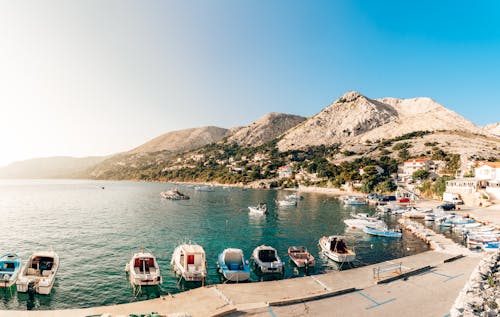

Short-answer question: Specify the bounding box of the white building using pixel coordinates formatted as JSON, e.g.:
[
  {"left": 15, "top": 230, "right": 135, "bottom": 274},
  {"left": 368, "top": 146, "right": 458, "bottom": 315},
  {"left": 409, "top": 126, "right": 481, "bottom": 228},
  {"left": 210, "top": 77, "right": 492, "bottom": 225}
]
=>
[
  {"left": 402, "top": 158, "right": 433, "bottom": 175},
  {"left": 278, "top": 166, "right": 293, "bottom": 179},
  {"left": 475, "top": 161, "right": 500, "bottom": 181}
]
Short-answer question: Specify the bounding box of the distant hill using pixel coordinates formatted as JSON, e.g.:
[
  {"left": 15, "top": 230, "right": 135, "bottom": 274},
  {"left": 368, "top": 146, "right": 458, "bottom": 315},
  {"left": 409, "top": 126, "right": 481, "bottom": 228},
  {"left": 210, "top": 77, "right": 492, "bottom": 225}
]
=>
[
  {"left": 129, "top": 126, "right": 229, "bottom": 154},
  {"left": 227, "top": 112, "right": 305, "bottom": 147},
  {"left": 86, "top": 126, "right": 229, "bottom": 179},
  {"left": 483, "top": 123, "right": 500, "bottom": 137},
  {"left": 0, "top": 156, "right": 107, "bottom": 179},
  {"left": 278, "top": 91, "right": 482, "bottom": 151}
]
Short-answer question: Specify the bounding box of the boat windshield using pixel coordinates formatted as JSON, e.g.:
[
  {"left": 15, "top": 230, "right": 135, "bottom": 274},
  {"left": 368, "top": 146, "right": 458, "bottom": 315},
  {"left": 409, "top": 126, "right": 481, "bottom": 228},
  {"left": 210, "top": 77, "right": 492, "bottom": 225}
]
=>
[{"left": 258, "top": 250, "right": 277, "bottom": 262}]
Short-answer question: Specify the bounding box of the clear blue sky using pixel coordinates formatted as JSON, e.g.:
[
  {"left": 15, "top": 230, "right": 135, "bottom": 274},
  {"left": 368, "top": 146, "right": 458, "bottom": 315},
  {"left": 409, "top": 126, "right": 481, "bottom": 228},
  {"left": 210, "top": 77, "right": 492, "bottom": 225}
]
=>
[{"left": 0, "top": 0, "right": 499, "bottom": 166}]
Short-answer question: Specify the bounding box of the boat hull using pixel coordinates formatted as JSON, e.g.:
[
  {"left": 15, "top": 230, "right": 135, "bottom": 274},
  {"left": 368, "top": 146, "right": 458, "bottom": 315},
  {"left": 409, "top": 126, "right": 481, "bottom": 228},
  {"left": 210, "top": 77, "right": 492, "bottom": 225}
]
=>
[{"left": 319, "top": 237, "right": 356, "bottom": 263}]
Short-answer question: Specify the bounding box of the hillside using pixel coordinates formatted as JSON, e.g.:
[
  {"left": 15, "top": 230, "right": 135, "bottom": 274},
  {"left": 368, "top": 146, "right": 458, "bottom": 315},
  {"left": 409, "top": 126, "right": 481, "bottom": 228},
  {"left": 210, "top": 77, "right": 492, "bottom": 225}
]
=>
[
  {"left": 129, "top": 126, "right": 229, "bottom": 154},
  {"left": 483, "top": 123, "right": 500, "bottom": 137},
  {"left": 277, "top": 91, "right": 483, "bottom": 151},
  {"left": 227, "top": 112, "right": 305, "bottom": 147},
  {"left": 0, "top": 156, "right": 107, "bottom": 179}
]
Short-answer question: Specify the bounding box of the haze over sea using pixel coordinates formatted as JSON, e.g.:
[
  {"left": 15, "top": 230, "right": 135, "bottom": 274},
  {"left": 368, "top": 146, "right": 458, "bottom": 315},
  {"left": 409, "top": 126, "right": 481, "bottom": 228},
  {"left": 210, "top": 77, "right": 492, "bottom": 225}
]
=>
[{"left": 0, "top": 179, "right": 428, "bottom": 310}]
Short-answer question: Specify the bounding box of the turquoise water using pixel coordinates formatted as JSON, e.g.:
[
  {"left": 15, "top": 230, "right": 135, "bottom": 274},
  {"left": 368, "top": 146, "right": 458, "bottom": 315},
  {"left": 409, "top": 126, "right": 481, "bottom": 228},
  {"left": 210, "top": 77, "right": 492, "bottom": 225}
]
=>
[{"left": 0, "top": 179, "right": 428, "bottom": 310}]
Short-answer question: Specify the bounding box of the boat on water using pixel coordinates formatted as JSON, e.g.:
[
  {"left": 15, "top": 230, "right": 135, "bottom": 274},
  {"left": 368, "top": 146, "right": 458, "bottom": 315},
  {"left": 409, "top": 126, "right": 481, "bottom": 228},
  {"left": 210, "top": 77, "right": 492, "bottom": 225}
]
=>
[
  {"left": 319, "top": 236, "right": 356, "bottom": 263},
  {"left": 0, "top": 253, "right": 22, "bottom": 288},
  {"left": 363, "top": 226, "right": 402, "bottom": 238},
  {"left": 441, "top": 217, "right": 475, "bottom": 227},
  {"left": 288, "top": 246, "right": 315, "bottom": 268},
  {"left": 248, "top": 203, "right": 268, "bottom": 215},
  {"left": 343, "top": 218, "right": 387, "bottom": 230},
  {"left": 482, "top": 241, "right": 499, "bottom": 252},
  {"left": 343, "top": 196, "right": 366, "bottom": 205},
  {"left": 277, "top": 199, "right": 297, "bottom": 207},
  {"left": 16, "top": 250, "right": 59, "bottom": 295},
  {"left": 217, "top": 248, "right": 250, "bottom": 282},
  {"left": 125, "top": 249, "right": 162, "bottom": 288},
  {"left": 251, "top": 245, "right": 284, "bottom": 274},
  {"left": 286, "top": 193, "right": 304, "bottom": 200},
  {"left": 160, "top": 189, "right": 189, "bottom": 200},
  {"left": 195, "top": 185, "right": 215, "bottom": 192},
  {"left": 171, "top": 242, "right": 207, "bottom": 282}
]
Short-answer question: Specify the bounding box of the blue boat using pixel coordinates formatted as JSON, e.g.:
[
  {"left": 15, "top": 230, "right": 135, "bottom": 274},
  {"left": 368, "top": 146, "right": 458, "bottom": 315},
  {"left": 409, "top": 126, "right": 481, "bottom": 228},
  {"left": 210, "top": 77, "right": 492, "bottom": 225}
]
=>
[
  {"left": 363, "top": 226, "right": 402, "bottom": 238},
  {"left": 0, "top": 253, "right": 22, "bottom": 288},
  {"left": 217, "top": 248, "right": 250, "bottom": 282}
]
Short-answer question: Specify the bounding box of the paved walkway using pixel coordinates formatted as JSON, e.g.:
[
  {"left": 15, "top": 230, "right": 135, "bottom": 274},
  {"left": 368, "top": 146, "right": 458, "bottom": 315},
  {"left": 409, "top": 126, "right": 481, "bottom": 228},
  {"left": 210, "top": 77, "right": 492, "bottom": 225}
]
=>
[{"left": 237, "top": 255, "right": 479, "bottom": 317}]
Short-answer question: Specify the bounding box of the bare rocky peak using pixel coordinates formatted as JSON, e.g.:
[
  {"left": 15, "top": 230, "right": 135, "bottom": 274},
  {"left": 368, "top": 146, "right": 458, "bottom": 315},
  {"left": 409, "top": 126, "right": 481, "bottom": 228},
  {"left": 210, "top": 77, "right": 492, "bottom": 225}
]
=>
[
  {"left": 129, "top": 126, "right": 229, "bottom": 154},
  {"left": 483, "top": 123, "right": 500, "bottom": 137},
  {"left": 277, "top": 91, "right": 399, "bottom": 150},
  {"left": 278, "top": 91, "right": 482, "bottom": 151},
  {"left": 227, "top": 112, "right": 305, "bottom": 146}
]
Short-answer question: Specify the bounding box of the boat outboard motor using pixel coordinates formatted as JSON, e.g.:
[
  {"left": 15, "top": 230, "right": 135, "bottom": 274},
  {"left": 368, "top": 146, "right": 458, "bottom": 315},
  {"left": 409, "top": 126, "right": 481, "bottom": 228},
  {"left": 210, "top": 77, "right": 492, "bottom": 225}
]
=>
[{"left": 28, "top": 281, "right": 36, "bottom": 300}]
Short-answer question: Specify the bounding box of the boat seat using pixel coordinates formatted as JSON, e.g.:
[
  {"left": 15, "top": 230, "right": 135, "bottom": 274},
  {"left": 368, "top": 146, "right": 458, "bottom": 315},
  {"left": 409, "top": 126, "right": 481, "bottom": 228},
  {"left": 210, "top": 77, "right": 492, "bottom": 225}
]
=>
[
  {"left": 27, "top": 268, "right": 37, "bottom": 276},
  {"left": 42, "top": 270, "right": 51, "bottom": 277}
]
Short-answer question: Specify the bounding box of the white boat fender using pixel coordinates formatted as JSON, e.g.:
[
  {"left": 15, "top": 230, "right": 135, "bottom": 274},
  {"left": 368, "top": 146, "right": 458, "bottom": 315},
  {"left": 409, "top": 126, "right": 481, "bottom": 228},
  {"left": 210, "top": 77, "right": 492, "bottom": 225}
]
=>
[{"left": 3, "top": 273, "right": 10, "bottom": 281}]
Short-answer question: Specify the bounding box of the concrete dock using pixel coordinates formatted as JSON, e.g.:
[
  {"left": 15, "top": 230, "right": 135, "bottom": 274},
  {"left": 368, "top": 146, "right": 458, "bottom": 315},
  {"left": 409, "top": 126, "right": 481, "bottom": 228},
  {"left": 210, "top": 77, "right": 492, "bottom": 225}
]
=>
[{"left": 2, "top": 251, "right": 480, "bottom": 317}]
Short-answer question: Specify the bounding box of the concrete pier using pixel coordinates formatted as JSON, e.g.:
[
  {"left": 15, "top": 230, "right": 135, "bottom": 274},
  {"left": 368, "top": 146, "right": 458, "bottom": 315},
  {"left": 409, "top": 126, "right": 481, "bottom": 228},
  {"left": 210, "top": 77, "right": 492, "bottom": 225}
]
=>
[{"left": 2, "top": 251, "right": 480, "bottom": 317}]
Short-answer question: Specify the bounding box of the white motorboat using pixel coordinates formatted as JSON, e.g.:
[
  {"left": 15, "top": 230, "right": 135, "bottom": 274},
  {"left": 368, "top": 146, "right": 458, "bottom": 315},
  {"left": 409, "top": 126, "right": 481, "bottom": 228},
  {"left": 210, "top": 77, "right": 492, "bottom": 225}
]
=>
[
  {"left": 286, "top": 193, "right": 304, "bottom": 200},
  {"left": 16, "top": 250, "right": 59, "bottom": 295},
  {"left": 343, "top": 196, "right": 366, "bottom": 205},
  {"left": 125, "top": 249, "right": 162, "bottom": 288},
  {"left": 171, "top": 242, "right": 207, "bottom": 282},
  {"left": 319, "top": 236, "right": 356, "bottom": 263},
  {"left": 248, "top": 203, "right": 268, "bottom": 215},
  {"left": 251, "top": 245, "right": 283, "bottom": 274},
  {"left": 344, "top": 218, "right": 387, "bottom": 230},
  {"left": 277, "top": 199, "right": 297, "bottom": 207},
  {"left": 160, "top": 189, "right": 189, "bottom": 200}
]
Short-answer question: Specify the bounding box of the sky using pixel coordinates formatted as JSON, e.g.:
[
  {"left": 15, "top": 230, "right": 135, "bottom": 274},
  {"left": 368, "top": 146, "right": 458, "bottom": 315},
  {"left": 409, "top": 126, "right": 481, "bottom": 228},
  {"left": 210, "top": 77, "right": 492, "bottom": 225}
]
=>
[{"left": 0, "top": 0, "right": 499, "bottom": 167}]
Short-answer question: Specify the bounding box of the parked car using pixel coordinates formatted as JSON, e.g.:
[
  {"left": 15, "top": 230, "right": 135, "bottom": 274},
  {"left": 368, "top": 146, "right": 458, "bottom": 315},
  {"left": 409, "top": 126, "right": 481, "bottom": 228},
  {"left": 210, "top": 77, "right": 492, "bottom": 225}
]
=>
[
  {"left": 399, "top": 198, "right": 410, "bottom": 203},
  {"left": 367, "top": 193, "right": 379, "bottom": 200},
  {"left": 437, "top": 203, "right": 456, "bottom": 211}
]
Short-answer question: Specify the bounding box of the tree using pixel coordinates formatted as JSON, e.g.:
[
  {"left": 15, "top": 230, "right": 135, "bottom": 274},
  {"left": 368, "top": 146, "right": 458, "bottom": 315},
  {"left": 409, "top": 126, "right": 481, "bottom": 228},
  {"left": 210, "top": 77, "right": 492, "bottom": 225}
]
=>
[
  {"left": 398, "top": 149, "right": 410, "bottom": 161},
  {"left": 412, "top": 169, "right": 430, "bottom": 180}
]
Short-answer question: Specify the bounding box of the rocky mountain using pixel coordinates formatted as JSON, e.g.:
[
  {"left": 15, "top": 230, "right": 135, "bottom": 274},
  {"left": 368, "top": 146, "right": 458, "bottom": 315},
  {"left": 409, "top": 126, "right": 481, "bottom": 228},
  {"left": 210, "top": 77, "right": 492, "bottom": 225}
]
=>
[
  {"left": 483, "top": 123, "right": 500, "bottom": 137},
  {"left": 278, "top": 91, "right": 483, "bottom": 151},
  {"left": 0, "top": 156, "right": 107, "bottom": 179},
  {"left": 129, "top": 126, "right": 229, "bottom": 154},
  {"left": 227, "top": 112, "right": 305, "bottom": 147}
]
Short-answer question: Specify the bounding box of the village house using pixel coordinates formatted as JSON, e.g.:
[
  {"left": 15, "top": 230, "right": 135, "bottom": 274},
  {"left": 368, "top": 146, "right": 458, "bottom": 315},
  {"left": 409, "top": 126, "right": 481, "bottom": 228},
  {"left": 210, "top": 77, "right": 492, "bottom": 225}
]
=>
[
  {"left": 445, "top": 161, "right": 500, "bottom": 206},
  {"left": 278, "top": 165, "right": 293, "bottom": 179}
]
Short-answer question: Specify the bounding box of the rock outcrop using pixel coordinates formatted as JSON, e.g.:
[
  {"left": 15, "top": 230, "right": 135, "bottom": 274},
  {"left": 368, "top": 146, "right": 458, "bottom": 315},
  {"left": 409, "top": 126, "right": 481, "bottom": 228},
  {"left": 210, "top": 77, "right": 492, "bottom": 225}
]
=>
[{"left": 227, "top": 112, "right": 305, "bottom": 147}]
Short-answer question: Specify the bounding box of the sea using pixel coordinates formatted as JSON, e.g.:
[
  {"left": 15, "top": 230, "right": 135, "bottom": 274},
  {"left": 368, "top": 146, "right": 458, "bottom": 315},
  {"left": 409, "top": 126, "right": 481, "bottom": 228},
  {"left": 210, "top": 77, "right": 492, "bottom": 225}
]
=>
[{"left": 0, "top": 179, "right": 429, "bottom": 310}]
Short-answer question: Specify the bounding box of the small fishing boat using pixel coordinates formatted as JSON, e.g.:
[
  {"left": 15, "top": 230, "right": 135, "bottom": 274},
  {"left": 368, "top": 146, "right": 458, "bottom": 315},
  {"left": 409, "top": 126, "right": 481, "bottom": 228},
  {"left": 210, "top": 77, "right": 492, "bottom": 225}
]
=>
[
  {"left": 343, "top": 218, "right": 387, "bottom": 230},
  {"left": 16, "top": 250, "right": 59, "bottom": 295},
  {"left": 248, "top": 203, "right": 268, "bottom": 215},
  {"left": 482, "top": 241, "right": 499, "bottom": 252},
  {"left": 195, "top": 185, "right": 215, "bottom": 192},
  {"left": 319, "top": 236, "right": 356, "bottom": 263},
  {"left": 160, "top": 189, "right": 189, "bottom": 200},
  {"left": 288, "top": 246, "right": 315, "bottom": 268},
  {"left": 277, "top": 199, "right": 297, "bottom": 207},
  {"left": 125, "top": 249, "right": 162, "bottom": 288},
  {"left": 286, "top": 193, "right": 304, "bottom": 200},
  {"left": 251, "top": 245, "right": 283, "bottom": 274},
  {"left": 363, "top": 226, "right": 402, "bottom": 238},
  {"left": 217, "top": 248, "right": 250, "bottom": 282},
  {"left": 0, "top": 253, "right": 22, "bottom": 288},
  {"left": 343, "top": 196, "right": 366, "bottom": 205},
  {"left": 171, "top": 242, "right": 207, "bottom": 282},
  {"left": 441, "top": 217, "right": 475, "bottom": 227}
]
